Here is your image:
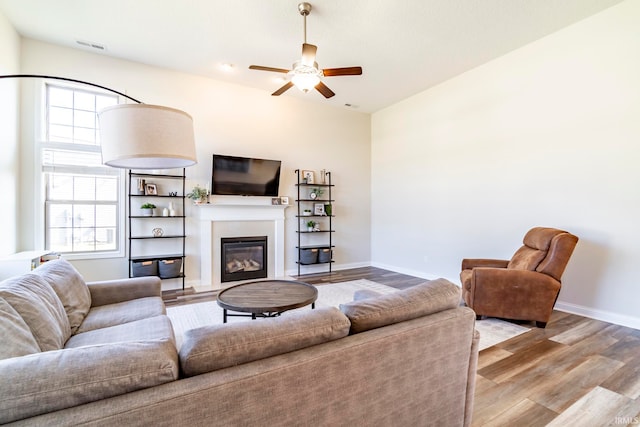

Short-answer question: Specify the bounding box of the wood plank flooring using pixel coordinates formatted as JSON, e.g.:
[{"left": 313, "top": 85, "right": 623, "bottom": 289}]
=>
[{"left": 162, "top": 267, "right": 640, "bottom": 426}]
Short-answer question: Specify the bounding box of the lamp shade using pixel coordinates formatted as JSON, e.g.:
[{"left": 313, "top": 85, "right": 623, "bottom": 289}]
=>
[{"left": 98, "top": 104, "right": 197, "bottom": 169}]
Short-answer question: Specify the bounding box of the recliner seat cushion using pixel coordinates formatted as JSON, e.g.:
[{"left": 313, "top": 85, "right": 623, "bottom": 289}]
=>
[
  {"left": 32, "top": 259, "right": 91, "bottom": 334},
  {"left": 0, "top": 274, "right": 70, "bottom": 351}
]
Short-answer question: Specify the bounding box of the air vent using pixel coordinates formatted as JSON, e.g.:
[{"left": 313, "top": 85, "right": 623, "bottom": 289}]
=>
[{"left": 76, "top": 40, "right": 106, "bottom": 51}]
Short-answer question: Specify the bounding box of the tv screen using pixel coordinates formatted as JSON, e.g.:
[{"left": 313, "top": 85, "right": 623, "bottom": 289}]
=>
[{"left": 211, "top": 154, "right": 282, "bottom": 196}]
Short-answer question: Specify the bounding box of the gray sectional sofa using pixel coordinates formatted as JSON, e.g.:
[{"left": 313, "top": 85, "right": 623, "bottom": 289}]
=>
[{"left": 1, "top": 259, "right": 479, "bottom": 426}]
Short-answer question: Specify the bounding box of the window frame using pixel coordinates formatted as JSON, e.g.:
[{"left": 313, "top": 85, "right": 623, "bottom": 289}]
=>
[{"left": 38, "top": 81, "right": 125, "bottom": 260}]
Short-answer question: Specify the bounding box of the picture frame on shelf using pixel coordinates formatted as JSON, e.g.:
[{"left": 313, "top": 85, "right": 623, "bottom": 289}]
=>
[
  {"left": 271, "top": 197, "right": 281, "bottom": 205},
  {"left": 280, "top": 196, "right": 289, "bottom": 205},
  {"left": 145, "top": 183, "right": 157, "bottom": 195},
  {"left": 302, "top": 170, "right": 315, "bottom": 184},
  {"left": 314, "top": 203, "right": 325, "bottom": 216}
]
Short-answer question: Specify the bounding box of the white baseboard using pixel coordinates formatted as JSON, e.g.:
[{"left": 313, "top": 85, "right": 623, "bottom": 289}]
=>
[{"left": 555, "top": 300, "right": 640, "bottom": 330}]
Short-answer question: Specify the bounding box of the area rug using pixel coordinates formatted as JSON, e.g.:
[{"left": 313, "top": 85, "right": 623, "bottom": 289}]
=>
[{"left": 167, "top": 279, "right": 529, "bottom": 351}]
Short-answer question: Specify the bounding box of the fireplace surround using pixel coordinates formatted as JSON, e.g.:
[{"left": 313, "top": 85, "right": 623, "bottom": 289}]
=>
[{"left": 199, "top": 200, "right": 288, "bottom": 289}]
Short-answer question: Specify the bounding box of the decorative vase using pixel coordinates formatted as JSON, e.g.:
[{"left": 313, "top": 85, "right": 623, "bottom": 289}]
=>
[{"left": 135, "top": 179, "right": 146, "bottom": 195}]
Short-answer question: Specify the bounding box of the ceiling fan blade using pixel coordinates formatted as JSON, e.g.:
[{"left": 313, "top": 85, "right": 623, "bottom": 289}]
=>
[
  {"left": 315, "top": 81, "right": 335, "bottom": 99},
  {"left": 301, "top": 43, "right": 317, "bottom": 66},
  {"left": 322, "top": 66, "right": 363, "bottom": 77},
  {"left": 249, "top": 65, "right": 291, "bottom": 74},
  {"left": 272, "top": 81, "right": 294, "bottom": 96}
]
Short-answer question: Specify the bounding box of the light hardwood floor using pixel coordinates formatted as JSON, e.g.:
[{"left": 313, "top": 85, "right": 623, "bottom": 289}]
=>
[{"left": 162, "top": 267, "right": 640, "bottom": 426}]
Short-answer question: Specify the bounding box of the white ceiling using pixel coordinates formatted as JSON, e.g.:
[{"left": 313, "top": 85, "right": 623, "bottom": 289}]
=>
[{"left": 0, "top": 0, "right": 624, "bottom": 113}]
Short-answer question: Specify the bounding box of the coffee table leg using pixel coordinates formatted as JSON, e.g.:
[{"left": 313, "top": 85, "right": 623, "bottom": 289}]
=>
[{"left": 223, "top": 309, "right": 227, "bottom": 324}]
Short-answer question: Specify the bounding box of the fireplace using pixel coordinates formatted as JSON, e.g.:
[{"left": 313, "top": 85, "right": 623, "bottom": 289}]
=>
[{"left": 220, "top": 236, "right": 267, "bottom": 283}]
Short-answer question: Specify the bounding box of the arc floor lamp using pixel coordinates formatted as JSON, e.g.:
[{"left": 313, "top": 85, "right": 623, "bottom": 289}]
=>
[{"left": 0, "top": 74, "right": 197, "bottom": 170}]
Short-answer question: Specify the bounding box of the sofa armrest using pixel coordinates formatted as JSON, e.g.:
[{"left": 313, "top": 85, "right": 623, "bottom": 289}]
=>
[
  {"left": 467, "top": 267, "right": 561, "bottom": 321},
  {"left": 461, "top": 258, "right": 509, "bottom": 271},
  {"left": 87, "top": 276, "right": 161, "bottom": 307}
]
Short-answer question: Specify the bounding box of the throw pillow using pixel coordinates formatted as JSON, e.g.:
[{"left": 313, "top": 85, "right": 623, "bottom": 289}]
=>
[
  {"left": 32, "top": 259, "right": 91, "bottom": 334},
  {"left": 0, "top": 298, "right": 40, "bottom": 360},
  {"left": 0, "top": 274, "right": 71, "bottom": 351}
]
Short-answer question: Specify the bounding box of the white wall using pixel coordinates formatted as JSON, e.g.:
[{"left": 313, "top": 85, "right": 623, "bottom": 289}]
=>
[
  {"left": 0, "top": 9, "right": 20, "bottom": 257},
  {"left": 371, "top": 0, "right": 640, "bottom": 329},
  {"left": 18, "top": 40, "right": 371, "bottom": 285}
]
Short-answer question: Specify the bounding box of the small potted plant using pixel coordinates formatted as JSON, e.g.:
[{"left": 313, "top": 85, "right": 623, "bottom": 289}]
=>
[
  {"left": 302, "top": 209, "right": 312, "bottom": 216},
  {"left": 140, "top": 203, "right": 156, "bottom": 217},
  {"left": 306, "top": 220, "right": 317, "bottom": 232},
  {"left": 187, "top": 185, "right": 209, "bottom": 204}
]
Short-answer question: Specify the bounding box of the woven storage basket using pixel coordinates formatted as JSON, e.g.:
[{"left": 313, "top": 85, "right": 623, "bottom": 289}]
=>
[
  {"left": 159, "top": 258, "right": 183, "bottom": 279},
  {"left": 132, "top": 260, "right": 158, "bottom": 277},
  {"left": 300, "top": 248, "right": 318, "bottom": 264},
  {"left": 318, "top": 248, "right": 332, "bottom": 263}
]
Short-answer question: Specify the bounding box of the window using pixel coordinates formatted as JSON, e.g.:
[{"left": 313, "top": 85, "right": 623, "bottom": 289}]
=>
[{"left": 43, "top": 83, "right": 121, "bottom": 256}]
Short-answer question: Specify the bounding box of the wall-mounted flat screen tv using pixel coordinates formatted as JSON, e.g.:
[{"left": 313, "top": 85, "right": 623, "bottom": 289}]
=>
[{"left": 211, "top": 154, "right": 282, "bottom": 196}]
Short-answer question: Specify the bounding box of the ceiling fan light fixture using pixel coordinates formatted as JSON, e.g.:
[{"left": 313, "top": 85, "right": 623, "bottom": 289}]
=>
[{"left": 290, "top": 61, "right": 322, "bottom": 92}]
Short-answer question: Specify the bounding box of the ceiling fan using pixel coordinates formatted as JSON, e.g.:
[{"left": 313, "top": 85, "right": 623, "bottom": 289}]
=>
[{"left": 249, "top": 2, "right": 362, "bottom": 99}]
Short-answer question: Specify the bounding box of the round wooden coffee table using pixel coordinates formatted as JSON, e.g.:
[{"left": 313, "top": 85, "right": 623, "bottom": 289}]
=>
[{"left": 216, "top": 279, "right": 318, "bottom": 323}]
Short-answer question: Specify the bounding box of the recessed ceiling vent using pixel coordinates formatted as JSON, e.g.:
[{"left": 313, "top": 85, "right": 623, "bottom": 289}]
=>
[{"left": 76, "top": 40, "right": 106, "bottom": 51}]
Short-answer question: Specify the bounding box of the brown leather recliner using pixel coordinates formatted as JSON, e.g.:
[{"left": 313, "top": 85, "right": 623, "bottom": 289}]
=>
[{"left": 460, "top": 227, "right": 578, "bottom": 328}]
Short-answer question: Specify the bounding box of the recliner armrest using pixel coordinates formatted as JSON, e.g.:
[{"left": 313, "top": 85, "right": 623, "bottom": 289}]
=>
[
  {"left": 467, "top": 267, "right": 561, "bottom": 321},
  {"left": 461, "top": 258, "right": 509, "bottom": 270},
  {"left": 87, "top": 276, "right": 162, "bottom": 307}
]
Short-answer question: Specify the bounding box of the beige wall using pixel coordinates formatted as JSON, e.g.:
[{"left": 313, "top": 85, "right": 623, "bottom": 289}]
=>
[
  {"left": 0, "top": 9, "right": 20, "bottom": 257},
  {"left": 371, "top": 0, "right": 640, "bottom": 328},
  {"left": 17, "top": 39, "right": 371, "bottom": 286}
]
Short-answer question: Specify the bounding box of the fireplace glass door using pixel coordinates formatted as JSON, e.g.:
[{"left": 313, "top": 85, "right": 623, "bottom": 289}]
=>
[{"left": 221, "top": 236, "right": 267, "bottom": 282}]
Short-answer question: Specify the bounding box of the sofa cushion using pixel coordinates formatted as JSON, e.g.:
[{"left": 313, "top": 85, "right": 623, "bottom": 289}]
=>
[
  {"left": 0, "top": 274, "right": 71, "bottom": 351},
  {"left": 66, "top": 315, "right": 175, "bottom": 348},
  {"left": 179, "top": 307, "right": 351, "bottom": 377},
  {"left": 75, "top": 296, "right": 166, "bottom": 334},
  {"left": 0, "top": 340, "right": 179, "bottom": 424},
  {"left": 0, "top": 298, "right": 40, "bottom": 360},
  {"left": 339, "top": 278, "right": 461, "bottom": 334},
  {"left": 32, "top": 259, "right": 91, "bottom": 334}
]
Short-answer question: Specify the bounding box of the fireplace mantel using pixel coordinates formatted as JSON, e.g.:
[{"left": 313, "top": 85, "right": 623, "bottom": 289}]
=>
[{"left": 198, "top": 201, "right": 289, "bottom": 289}]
